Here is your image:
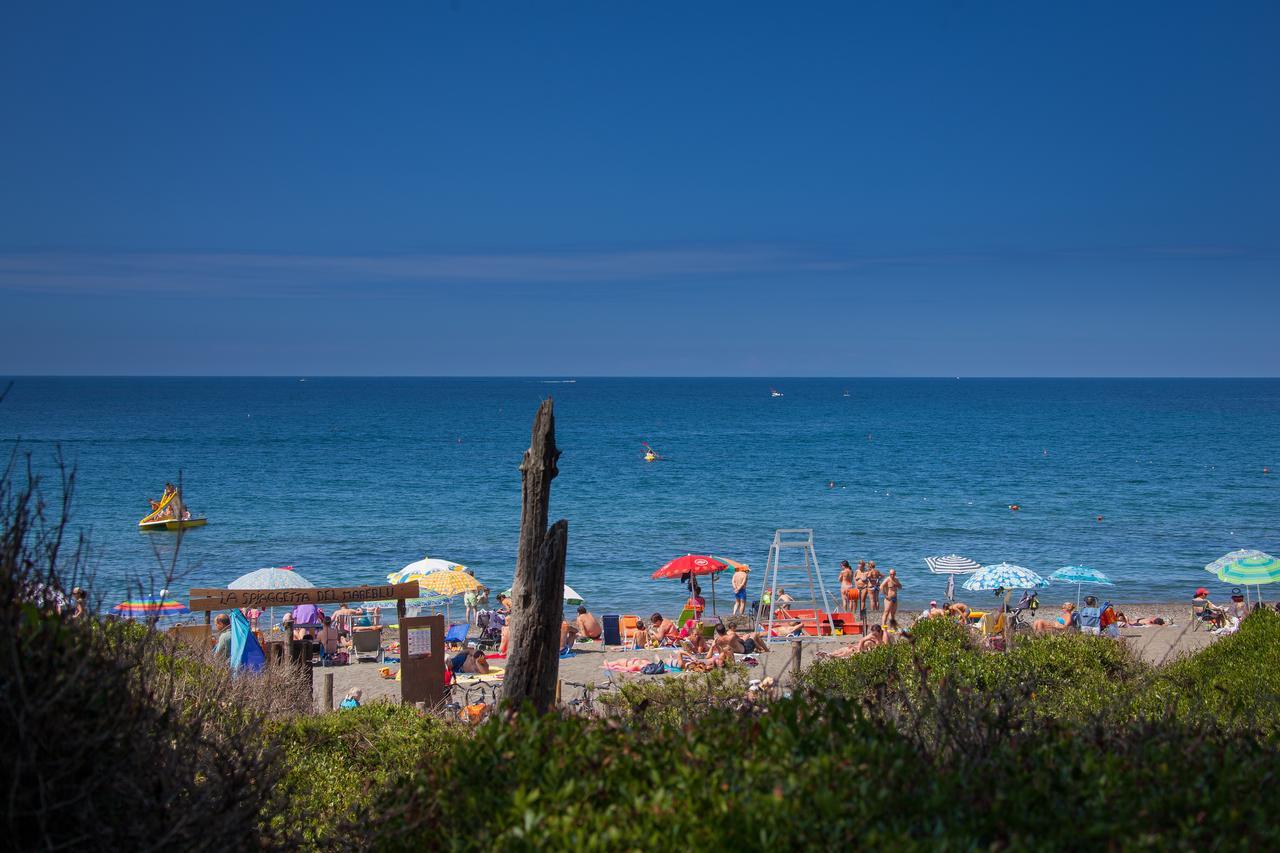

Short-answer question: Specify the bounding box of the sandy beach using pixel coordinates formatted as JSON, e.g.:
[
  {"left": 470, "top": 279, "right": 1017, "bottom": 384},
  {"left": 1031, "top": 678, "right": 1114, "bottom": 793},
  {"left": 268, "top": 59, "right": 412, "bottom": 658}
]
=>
[{"left": 311, "top": 602, "right": 1218, "bottom": 711}]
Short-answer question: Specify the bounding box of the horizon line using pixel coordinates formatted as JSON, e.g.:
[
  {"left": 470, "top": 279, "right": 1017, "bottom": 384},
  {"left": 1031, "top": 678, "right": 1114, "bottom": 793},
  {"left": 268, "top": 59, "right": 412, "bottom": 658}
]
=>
[{"left": 4, "top": 374, "right": 1279, "bottom": 381}]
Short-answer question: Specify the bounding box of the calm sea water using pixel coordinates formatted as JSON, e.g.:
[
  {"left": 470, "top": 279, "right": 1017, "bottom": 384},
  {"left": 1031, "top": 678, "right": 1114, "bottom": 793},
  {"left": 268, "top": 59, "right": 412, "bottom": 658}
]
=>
[{"left": 2, "top": 378, "right": 1278, "bottom": 615}]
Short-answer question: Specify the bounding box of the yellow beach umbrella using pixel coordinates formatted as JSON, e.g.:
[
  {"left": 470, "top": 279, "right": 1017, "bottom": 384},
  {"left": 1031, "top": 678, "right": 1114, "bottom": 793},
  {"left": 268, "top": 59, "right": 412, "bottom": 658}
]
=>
[{"left": 418, "top": 569, "right": 484, "bottom": 597}]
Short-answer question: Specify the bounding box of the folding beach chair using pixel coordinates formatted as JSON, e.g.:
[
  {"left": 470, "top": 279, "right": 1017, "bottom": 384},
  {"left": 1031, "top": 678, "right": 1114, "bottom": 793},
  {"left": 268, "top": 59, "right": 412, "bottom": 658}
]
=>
[
  {"left": 602, "top": 614, "right": 623, "bottom": 649},
  {"left": 351, "top": 627, "right": 382, "bottom": 662},
  {"left": 444, "top": 622, "right": 469, "bottom": 648}
]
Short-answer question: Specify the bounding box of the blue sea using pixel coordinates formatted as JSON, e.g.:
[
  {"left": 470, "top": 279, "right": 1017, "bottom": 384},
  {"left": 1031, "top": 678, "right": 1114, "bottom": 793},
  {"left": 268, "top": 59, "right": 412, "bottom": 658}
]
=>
[{"left": 2, "top": 378, "right": 1278, "bottom": 615}]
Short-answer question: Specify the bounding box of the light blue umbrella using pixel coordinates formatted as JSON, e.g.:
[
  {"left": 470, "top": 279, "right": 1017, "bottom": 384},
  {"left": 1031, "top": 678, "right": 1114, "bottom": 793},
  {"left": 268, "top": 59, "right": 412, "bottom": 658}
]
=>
[
  {"left": 1204, "top": 549, "right": 1267, "bottom": 576},
  {"left": 963, "top": 563, "right": 1051, "bottom": 592},
  {"left": 1051, "top": 565, "right": 1114, "bottom": 606}
]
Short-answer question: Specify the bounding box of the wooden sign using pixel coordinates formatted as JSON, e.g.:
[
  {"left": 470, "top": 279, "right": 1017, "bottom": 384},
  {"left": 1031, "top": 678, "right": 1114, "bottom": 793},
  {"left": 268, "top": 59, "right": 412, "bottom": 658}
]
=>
[{"left": 187, "top": 581, "right": 420, "bottom": 612}]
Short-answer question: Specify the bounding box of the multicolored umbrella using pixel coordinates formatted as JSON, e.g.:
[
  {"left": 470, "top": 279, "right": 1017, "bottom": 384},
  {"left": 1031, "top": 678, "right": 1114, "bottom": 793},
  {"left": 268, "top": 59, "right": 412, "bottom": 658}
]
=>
[
  {"left": 229, "top": 567, "right": 314, "bottom": 589},
  {"left": 925, "top": 554, "right": 981, "bottom": 574},
  {"left": 962, "top": 563, "right": 1050, "bottom": 592},
  {"left": 1204, "top": 549, "right": 1268, "bottom": 575},
  {"left": 388, "top": 557, "right": 468, "bottom": 584},
  {"left": 1051, "top": 565, "right": 1114, "bottom": 606},
  {"left": 112, "top": 597, "right": 190, "bottom": 616},
  {"left": 415, "top": 569, "right": 483, "bottom": 597},
  {"left": 1215, "top": 553, "right": 1280, "bottom": 587}
]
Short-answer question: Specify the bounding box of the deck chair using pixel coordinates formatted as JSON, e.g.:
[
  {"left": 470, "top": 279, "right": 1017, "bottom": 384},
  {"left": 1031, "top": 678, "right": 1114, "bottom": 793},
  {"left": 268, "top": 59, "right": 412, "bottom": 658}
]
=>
[
  {"left": 676, "top": 607, "right": 696, "bottom": 626},
  {"left": 602, "top": 614, "right": 623, "bottom": 648},
  {"left": 976, "top": 608, "right": 1006, "bottom": 639},
  {"left": 1191, "top": 601, "right": 1223, "bottom": 632},
  {"left": 444, "top": 622, "right": 469, "bottom": 648},
  {"left": 351, "top": 627, "right": 382, "bottom": 662},
  {"left": 619, "top": 615, "right": 643, "bottom": 648}
]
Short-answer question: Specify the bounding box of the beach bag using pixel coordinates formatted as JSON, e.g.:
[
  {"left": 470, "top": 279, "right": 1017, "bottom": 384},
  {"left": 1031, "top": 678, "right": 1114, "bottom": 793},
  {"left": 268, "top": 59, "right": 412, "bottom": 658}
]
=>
[{"left": 640, "top": 662, "right": 665, "bottom": 675}]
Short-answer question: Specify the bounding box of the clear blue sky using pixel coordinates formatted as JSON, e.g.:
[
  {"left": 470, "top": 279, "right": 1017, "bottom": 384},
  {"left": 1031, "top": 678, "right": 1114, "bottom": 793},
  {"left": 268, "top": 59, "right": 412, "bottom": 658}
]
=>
[{"left": 2, "top": 1, "right": 1277, "bottom": 376}]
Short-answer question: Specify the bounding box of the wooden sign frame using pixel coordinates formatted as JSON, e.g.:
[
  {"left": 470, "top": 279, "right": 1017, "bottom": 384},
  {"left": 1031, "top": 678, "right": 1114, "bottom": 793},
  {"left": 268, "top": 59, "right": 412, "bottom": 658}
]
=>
[{"left": 187, "top": 582, "right": 420, "bottom": 612}]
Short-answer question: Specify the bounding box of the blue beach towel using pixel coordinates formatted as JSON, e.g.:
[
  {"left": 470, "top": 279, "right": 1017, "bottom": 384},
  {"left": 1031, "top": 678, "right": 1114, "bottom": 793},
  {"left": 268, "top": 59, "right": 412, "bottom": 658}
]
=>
[{"left": 229, "top": 608, "right": 265, "bottom": 673}]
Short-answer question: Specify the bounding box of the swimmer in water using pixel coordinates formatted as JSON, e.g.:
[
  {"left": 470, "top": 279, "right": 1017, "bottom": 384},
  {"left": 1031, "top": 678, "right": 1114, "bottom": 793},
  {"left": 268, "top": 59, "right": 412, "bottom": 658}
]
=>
[{"left": 1009, "top": 504, "right": 1021, "bottom": 511}]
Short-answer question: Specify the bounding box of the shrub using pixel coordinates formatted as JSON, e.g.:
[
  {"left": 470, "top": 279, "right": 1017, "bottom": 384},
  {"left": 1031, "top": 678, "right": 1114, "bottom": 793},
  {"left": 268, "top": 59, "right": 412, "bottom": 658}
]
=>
[
  {"left": 272, "top": 704, "right": 456, "bottom": 843},
  {"left": 0, "top": 452, "right": 306, "bottom": 850}
]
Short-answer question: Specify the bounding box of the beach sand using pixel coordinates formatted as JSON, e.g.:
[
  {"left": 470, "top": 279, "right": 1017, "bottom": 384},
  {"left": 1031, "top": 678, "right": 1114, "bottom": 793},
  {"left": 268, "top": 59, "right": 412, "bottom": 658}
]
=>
[{"left": 311, "top": 602, "right": 1219, "bottom": 711}]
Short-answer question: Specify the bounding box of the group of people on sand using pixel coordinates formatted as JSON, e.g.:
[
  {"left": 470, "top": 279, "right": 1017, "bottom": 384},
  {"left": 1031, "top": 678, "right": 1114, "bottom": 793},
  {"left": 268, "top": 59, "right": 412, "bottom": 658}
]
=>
[{"left": 838, "top": 559, "right": 903, "bottom": 627}]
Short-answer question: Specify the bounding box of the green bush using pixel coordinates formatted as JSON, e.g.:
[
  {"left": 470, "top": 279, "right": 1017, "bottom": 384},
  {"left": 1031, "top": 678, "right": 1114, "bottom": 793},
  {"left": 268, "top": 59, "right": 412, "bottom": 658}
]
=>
[
  {"left": 369, "top": 695, "right": 1280, "bottom": 851},
  {"left": 1138, "top": 608, "right": 1280, "bottom": 730},
  {"left": 272, "top": 704, "right": 456, "bottom": 843}
]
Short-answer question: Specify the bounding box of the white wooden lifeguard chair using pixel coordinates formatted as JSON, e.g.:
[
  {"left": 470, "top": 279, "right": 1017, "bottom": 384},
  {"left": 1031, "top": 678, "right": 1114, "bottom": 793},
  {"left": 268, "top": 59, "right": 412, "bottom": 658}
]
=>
[{"left": 757, "top": 528, "right": 837, "bottom": 636}]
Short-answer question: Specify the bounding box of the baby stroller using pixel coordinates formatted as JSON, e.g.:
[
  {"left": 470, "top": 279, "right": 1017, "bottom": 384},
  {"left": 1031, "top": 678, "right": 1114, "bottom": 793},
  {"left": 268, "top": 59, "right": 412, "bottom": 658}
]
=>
[
  {"left": 1009, "top": 590, "right": 1039, "bottom": 629},
  {"left": 474, "top": 609, "right": 506, "bottom": 651}
]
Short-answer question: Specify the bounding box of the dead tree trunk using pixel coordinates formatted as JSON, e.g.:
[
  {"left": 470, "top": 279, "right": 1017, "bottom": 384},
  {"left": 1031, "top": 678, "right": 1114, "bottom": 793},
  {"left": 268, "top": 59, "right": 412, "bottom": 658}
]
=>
[{"left": 501, "top": 398, "right": 567, "bottom": 713}]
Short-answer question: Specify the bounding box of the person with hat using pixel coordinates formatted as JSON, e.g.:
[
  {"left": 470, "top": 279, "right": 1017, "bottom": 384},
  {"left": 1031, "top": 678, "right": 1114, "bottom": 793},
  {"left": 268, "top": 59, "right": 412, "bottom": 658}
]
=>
[
  {"left": 924, "top": 600, "right": 946, "bottom": 619},
  {"left": 1192, "top": 587, "right": 1226, "bottom": 629},
  {"left": 731, "top": 563, "right": 751, "bottom": 616}
]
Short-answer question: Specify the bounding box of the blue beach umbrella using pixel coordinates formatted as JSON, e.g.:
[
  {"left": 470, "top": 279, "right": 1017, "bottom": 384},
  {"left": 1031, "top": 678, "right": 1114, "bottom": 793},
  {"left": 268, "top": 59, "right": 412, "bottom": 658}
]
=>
[
  {"left": 1051, "top": 565, "right": 1114, "bottom": 607},
  {"left": 963, "top": 563, "right": 1051, "bottom": 592},
  {"left": 1204, "top": 549, "right": 1267, "bottom": 576}
]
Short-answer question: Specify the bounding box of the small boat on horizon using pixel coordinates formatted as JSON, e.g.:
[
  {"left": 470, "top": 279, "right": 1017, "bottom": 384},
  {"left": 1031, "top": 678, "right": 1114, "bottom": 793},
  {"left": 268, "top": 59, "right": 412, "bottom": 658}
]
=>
[
  {"left": 139, "top": 483, "right": 208, "bottom": 531},
  {"left": 770, "top": 388, "right": 784, "bottom": 397},
  {"left": 842, "top": 388, "right": 850, "bottom": 397}
]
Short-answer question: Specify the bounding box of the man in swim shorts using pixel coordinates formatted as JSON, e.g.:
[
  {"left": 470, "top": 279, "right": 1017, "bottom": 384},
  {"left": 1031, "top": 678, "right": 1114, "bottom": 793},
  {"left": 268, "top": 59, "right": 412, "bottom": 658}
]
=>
[
  {"left": 575, "top": 605, "right": 602, "bottom": 640},
  {"left": 731, "top": 564, "right": 750, "bottom": 616}
]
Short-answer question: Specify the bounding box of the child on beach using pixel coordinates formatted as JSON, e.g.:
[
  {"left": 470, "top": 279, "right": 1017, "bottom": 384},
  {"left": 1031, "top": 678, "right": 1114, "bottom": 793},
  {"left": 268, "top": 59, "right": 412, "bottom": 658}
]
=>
[{"left": 339, "top": 688, "right": 362, "bottom": 710}]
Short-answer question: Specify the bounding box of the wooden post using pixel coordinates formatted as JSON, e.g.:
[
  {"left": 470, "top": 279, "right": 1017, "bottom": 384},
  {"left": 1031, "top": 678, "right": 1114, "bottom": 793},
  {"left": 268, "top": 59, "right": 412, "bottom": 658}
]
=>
[
  {"left": 790, "top": 640, "right": 803, "bottom": 688},
  {"left": 502, "top": 398, "right": 568, "bottom": 714},
  {"left": 323, "top": 672, "right": 334, "bottom": 711}
]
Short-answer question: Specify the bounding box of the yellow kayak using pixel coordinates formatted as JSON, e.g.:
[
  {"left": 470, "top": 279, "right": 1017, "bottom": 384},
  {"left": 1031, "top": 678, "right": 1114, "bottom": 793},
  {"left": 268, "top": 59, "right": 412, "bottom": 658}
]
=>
[{"left": 139, "top": 517, "right": 208, "bottom": 531}]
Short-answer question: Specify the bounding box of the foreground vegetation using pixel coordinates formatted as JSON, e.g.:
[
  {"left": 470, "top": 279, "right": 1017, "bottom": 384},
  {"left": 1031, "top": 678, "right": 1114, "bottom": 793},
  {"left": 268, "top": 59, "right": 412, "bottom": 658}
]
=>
[{"left": 4, "top": 455, "right": 1279, "bottom": 850}]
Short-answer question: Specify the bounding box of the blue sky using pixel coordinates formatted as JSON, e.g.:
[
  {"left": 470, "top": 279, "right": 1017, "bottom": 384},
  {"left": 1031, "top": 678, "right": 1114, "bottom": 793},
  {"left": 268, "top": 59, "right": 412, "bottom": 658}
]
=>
[{"left": 1, "top": 1, "right": 1277, "bottom": 376}]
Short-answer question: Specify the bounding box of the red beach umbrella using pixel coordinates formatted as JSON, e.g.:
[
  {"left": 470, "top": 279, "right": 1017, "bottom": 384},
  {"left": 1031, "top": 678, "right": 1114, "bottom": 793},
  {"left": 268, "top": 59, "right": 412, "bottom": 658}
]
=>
[
  {"left": 652, "top": 555, "right": 728, "bottom": 616},
  {"left": 651, "top": 554, "right": 728, "bottom": 579}
]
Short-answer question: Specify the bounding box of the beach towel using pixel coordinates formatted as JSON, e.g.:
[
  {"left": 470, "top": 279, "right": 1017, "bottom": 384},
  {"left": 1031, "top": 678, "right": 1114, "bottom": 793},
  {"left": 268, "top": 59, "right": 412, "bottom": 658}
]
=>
[
  {"left": 456, "top": 668, "right": 504, "bottom": 683},
  {"left": 229, "top": 608, "right": 265, "bottom": 673}
]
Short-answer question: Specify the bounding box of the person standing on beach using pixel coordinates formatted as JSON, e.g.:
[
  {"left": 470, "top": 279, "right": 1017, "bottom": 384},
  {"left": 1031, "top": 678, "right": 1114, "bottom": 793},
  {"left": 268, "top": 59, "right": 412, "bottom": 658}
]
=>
[
  {"left": 866, "top": 562, "right": 883, "bottom": 612},
  {"left": 880, "top": 568, "right": 902, "bottom": 628},
  {"left": 731, "top": 564, "right": 750, "bottom": 616},
  {"left": 852, "top": 561, "right": 870, "bottom": 613},
  {"left": 838, "top": 561, "right": 855, "bottom": 609}
]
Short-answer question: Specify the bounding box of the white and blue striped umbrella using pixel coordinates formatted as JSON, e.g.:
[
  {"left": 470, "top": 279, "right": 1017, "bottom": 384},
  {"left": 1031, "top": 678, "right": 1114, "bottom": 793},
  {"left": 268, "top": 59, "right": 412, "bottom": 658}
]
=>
[
  {"left": 1050, "top": 566, "right": 1114, "bottom": 586},
  {"left": 925, "top": 554, "right": 981, "bottom": 574},
  {"left": 962, "top": 563, "right": 1050, "bottom": 591}
]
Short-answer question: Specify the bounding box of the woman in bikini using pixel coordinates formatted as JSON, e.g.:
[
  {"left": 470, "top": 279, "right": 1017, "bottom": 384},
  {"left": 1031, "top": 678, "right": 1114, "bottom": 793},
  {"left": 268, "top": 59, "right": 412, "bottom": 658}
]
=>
[
  {"left": 865, "top": 561, "right": 883, "bottom": 612},
  {"left": 838, "top": 560, "right": 856, "bottom": 608},
  {"left": 880, "top": 568, "right": 902, "bottom": 627}
]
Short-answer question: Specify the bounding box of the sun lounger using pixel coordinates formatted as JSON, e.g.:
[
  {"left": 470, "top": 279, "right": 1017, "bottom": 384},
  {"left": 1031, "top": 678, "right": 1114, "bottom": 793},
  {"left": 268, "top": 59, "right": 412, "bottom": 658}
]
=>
[
  {"left": 602, "top": 614, "right": 623, "bottom": 648},
  {"left": 444, "top": 623, "right": 469, "bottom": 646},
  {"left": 351, "top": 626, "right": 382, "bottom": 662}
]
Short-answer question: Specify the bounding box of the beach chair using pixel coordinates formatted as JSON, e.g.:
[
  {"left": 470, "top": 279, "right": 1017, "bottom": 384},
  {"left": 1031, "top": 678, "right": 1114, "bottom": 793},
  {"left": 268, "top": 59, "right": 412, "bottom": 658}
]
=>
[
  {"left": 619, "top": 615, "right": 643, "bottom": 648},
  {"left": 975, "top": 608, "right": 1005, "bottom": 640},
  {"left": 602, "top": 614, "right": 624, "bottom": 648},
  {"left": 351, "top": 627, "right": 382, "bottom": 662},
  {"left": 1191, "top": 601, "right": 1222, "bottom": 632},
  {"left": 444, "top": 623, "right": 469, "bottom": 648},
  {"left": 676, "top": 607, "right": 696, "bottom": 626}
]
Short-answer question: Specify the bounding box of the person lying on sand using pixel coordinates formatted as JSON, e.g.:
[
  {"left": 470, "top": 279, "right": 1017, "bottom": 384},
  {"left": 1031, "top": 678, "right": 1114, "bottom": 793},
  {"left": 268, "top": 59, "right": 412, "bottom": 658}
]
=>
[
  {"left": 712, "top": 623, "right": 770, "bottom": 656},
  {"left": 1032, "top": 602, "right": 1076, "bottom": 633},
  {"left": 822, "top": 624, "right": 886, "bottom": 658},
  {"left": 449, "top": 647, "right": 490, "bottom": 676},
  {"left": 768, "top": 621, "right": 806, "bottom": 637},
  {"left": 1116, "top": 612, "right": 1166, "bottom": 627}
]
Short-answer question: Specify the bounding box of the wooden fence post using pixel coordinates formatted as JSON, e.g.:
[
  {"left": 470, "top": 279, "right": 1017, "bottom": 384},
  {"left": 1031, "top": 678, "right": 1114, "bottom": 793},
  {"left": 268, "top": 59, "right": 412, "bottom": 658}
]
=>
[
  {"left": 790, "top": 640, "right": 803, "bottom": 688},
  {"left": 323, "top": 672, "right": 334, "bottom": 711},
  {"left": 501, "top": 398, "right": 568, "bottom": 714}
]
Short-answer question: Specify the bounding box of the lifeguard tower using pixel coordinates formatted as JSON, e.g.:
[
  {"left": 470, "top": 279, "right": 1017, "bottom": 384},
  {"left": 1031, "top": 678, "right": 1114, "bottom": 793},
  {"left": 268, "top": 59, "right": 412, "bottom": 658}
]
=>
[{"left": 757, "top": 528, "right": 837, "bottom": 636}]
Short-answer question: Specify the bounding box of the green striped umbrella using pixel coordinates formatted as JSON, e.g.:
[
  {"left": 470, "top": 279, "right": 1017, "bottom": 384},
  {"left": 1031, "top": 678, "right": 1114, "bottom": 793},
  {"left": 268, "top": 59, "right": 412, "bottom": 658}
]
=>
[
  {"left": 1215, "top": 552, "right": 1280, "bottom": 607},
  {"left": 1216, "top": 553, "right": 1280, "bottom": 586}
]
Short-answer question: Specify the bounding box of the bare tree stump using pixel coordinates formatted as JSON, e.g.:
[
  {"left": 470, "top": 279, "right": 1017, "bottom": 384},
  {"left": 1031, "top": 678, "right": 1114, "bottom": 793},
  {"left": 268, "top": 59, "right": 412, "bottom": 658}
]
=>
[{"left": 502, "top": 398, "right": 568, "bottom": 714}]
